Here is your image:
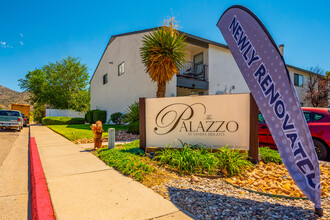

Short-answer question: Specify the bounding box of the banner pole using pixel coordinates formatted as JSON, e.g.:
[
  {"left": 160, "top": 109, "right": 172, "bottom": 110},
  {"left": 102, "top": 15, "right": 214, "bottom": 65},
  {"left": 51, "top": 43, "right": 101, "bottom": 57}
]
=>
[{"left": 249, "top": 94, "right": 260, "bottom": 164}]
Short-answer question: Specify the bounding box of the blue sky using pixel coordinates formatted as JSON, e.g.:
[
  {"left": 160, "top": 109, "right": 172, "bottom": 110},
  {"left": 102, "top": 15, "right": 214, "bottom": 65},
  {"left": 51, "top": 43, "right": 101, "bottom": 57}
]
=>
[{"left": 1, "top": 0, "right": 329, "bottom": 92}]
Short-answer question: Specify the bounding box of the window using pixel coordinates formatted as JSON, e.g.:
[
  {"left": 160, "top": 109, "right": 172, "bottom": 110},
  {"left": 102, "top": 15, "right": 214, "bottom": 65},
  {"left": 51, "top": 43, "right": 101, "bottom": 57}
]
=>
[
  {"left": 294, "top": 73, "right": 303, "bottom": 87},
  {"left": 258, "top": 113, "right": 265, "bottom": 123},
  {"left": 193, "top": 53, "right": 204, "bottom": 75},
  {"left": 103, "top": 73, "right": 108, "bottom": 84},
  {"left": 193, "top": 53, "right": 203, "bottom": 65},
  {"left": 118, "top": 62, "right": 125, "bottom": 76},
  {"left": 304, "top": 112, "right": 312, "bottom": 122},
  {"left": 314, "top": 113, "right": 324, "bottom": 121}
]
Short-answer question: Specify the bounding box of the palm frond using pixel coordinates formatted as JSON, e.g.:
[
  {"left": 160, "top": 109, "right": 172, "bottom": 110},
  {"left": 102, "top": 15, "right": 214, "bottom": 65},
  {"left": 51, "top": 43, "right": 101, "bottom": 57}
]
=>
[{"left": 140, "top": 24, "right": 187, "bottom": 86}]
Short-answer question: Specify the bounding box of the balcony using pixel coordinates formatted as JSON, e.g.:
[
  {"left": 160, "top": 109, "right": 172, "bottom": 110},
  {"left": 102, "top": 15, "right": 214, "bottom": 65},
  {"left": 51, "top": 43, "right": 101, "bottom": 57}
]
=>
[
  {"left": 177, "top": 61, "right": 209, "bottom": 90},
  {"left": 178, "top": 61, "right": 207, "bottom": 81}
]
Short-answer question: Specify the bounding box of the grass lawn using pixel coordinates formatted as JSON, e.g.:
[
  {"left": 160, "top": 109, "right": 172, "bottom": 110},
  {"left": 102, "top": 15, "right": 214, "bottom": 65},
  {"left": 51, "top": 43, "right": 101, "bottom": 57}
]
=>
[
  {"left": 47, "top": 124, "right": 127, "bottom": 141},
  {"left": 96, "top": 140, "right": 156, "bottom": 181}
]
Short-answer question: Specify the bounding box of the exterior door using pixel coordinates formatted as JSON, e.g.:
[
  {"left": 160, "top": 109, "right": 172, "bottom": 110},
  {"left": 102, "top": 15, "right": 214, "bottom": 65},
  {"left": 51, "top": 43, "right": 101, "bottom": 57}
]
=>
[{"left": 193, "top": 53, "right": 204, "bottom": 76}]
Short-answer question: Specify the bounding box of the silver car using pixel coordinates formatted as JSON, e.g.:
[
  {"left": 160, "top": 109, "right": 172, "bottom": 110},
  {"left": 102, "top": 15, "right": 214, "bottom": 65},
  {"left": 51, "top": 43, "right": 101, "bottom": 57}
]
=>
[{"left": 0, "top": 110, "right": 24, "bottom": 131}]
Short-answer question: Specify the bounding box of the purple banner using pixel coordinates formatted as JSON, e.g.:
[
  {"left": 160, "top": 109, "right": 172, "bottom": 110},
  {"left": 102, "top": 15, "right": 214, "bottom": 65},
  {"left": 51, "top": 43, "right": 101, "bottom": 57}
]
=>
[{"left": 217, "top": 5, "right": 321, "bottom": 208}]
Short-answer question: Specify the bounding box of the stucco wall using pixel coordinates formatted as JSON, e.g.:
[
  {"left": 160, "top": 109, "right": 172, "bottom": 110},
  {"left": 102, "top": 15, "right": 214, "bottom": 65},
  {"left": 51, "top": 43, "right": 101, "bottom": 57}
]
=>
[
  {"left": 91, "top": 31, "right": 315, "bottom": 118},
  {"left": 207, "top": 44, "right": 311, "bottom": 105},
  {"left": 90, "top": 32, "right": 176, "bottom": 117},
  {"left": 287, "top": 67, "right": 310, "bottom": 106},
  {"left": 208, "top": 45, "right": 249, "bottom": 95}
]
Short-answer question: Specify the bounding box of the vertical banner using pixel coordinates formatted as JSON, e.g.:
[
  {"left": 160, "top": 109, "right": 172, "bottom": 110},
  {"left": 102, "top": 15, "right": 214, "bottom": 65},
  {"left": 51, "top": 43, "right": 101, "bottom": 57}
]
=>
[{"left": 217, "top": 5, "right": 321, "bottom": 208}]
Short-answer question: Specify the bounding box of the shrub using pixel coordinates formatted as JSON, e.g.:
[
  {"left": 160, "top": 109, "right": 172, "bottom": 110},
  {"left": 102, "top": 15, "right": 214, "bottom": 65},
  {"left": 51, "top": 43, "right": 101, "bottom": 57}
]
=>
[
  {"left": 124, "top": 102, "right": 139, "bottom": 134},
  {"left": 127, "top": 120, "right": 139, "bottom": 134},
  {"left": 110, "top": 112, "right": 123, "bottom": 124},
  {"left": 155, "top": 142, "right": 252, "bottom": 177},
  {"left": 155, "top": 145, "right": 219, "bottom": 175},
  {"left": 216, "top": 146, "right": 253, "bottom": 177},
  {"left": 69, "top": 117, "right": 85, "bottom": 124},
  {"left": 85, "top": 110, "right": 97, "bottom": 123},
  {"left": 93, "top": 110, "right": 107, "bottom": 124},
  {"left": 259, "top": 147, "right": 283, "bottom": 164},
  {"left": 85, "top": 109, "right": 106, "bottom": 124},
  {"left": 32, "top": 104, "right": 45, "bottom": 123},
  {"left": 42, "top": 116, "right": 85, "bottom": 125}
]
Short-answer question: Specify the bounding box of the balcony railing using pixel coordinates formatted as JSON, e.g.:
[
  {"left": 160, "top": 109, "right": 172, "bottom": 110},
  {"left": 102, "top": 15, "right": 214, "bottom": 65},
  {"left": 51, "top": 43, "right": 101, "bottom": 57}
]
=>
[{"left": 178, "top": 61, "right": 207, "bottom": 81}]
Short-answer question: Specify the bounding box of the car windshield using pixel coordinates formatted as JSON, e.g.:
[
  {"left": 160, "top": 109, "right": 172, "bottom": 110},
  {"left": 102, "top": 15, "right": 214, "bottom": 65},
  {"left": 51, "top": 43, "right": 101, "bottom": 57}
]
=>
[
  {"left": 0, "top": 111, "right": 20, "bottom": 117},
  {"left": 258, "top": 113, "right": 265, "bottom": 123}
]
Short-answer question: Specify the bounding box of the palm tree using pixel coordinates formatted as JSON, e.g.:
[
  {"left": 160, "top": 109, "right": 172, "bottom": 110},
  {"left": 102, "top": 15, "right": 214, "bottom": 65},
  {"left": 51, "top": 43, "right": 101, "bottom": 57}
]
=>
[{"left": 140, "top": 19, "right": 187, "bottom": 97}]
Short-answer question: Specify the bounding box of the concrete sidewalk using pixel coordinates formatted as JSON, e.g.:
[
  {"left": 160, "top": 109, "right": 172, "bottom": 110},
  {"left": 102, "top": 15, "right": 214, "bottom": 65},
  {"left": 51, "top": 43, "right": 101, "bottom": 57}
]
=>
[{"left": 30, "top": 125, "right": 194, "bottom": 220}]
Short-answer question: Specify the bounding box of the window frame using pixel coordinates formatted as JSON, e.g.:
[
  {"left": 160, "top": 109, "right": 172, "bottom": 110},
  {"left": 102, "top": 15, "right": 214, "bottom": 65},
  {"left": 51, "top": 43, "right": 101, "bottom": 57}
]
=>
[
  {"left": 103, "top": 73, "right": 108, "bottom": 85},
  {"left": 193, "top": 52, "right": 204, "bottom": 65},
  {"left": 118, "top": 62, "right": 125, "bottom": 76},
  {"left": 294, "top": 73, "right": 303, "bottom": 87}
]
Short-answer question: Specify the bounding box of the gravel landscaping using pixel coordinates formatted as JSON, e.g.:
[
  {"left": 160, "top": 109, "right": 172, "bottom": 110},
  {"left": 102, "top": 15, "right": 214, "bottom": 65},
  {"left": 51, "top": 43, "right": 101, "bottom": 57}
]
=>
[
  {"left": 151, "top": 172, "right": 329, "bottom": 219},
  {"left": 73, "top": 130, "right": 139, "bottom": 144}
]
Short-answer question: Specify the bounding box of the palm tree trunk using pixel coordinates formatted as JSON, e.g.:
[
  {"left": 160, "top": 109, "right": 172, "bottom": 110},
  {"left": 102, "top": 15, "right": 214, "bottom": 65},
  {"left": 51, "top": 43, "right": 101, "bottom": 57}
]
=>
[{"left": 156, "top": 82, "right": 166, "bottom": 98}]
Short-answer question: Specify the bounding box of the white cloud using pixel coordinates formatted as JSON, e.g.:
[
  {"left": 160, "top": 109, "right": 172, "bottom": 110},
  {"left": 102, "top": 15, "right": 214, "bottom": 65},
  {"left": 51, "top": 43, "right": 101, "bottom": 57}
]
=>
[
  {"left": 0, "top": 41, "right": 7, "bottom": 48},
  {"left": 20, "top": 33, "right": 23, "bottom": 37},
  {"left": 0, "top": 41, "right": 12, "bottom": 48},
  {"left": 20, "top": 41, "right": 23, "bottom": 45}
]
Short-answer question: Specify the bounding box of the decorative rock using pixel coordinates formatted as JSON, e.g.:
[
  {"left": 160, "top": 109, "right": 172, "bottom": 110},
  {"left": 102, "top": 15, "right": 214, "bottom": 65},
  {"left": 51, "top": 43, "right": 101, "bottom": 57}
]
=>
[{"left": 190, "top": 175, "right": 199, "bottom": 183}]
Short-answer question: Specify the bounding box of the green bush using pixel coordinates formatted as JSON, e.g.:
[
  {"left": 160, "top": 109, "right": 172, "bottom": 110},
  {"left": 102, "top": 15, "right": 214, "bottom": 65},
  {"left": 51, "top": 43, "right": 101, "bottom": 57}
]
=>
[
  {"left": 127, "top": 120, "right": 139, "bottom": 134},
  {"left": 85, "top": 110, "right": 95, "bottom": 123},
  {"left": 85, "top": 109, "right": 107, "bottom": 124},
  {"left": 42, "top": 116, "right": 85, "bottom": 125},
  {"left": 93, "top": 110, "right": 107, "bottom": 124},
  {"left": 259, "top": 147, "right": 283, "bottom": 164},
  {"left": 33, "top": 104, "right": 45, "bottom": 123},
  {"left": 110, "top": 112, "right": 123, "bottom": 125},
  {"left": 124, "top": 102, "right": 139, "bottom": 134},
  {"left": 216, "top": 146, "right": 253, "bottom": 176},
  {"left": 155, "top": 142, "right": 253, "bottom": 177},
  {"left": 96, "top": 140, "right": 155, "bottom": 181},
  {"left": 155, "top": 145, "right": 219, "bottom": 175}
]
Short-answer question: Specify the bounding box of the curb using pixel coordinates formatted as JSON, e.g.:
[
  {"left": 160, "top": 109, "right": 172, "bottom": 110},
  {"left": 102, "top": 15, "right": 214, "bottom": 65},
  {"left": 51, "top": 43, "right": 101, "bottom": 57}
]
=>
[{"left": 30, "top": 137, "right": 55, "bottom": 219}]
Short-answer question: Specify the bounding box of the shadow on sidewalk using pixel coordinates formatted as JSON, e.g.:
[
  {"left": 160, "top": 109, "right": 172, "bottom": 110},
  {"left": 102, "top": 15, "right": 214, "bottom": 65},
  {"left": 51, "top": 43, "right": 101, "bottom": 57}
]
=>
[
  {"left": 80, "top": 149, "right": 95, "bottom": 153},
  {"left": 167, "top": 187, "right": 316, "bottom": 219}
]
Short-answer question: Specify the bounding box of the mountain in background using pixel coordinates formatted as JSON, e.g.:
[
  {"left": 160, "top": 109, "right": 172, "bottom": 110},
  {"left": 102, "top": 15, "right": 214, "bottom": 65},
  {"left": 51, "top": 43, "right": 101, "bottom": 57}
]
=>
[{"left": 0, "top": 85, "right": 31, "bottom": 110}]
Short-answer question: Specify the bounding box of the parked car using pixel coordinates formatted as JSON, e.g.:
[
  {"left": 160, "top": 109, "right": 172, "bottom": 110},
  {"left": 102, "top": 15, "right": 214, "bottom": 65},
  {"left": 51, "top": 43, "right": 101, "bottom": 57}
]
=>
[
  {"left": 0, "top": 110, "right": 24, "bottom": 131},
  {"left": 21, "top": 113, "right": 28, "bottom": 127},
  {"left": 259, "top": 107, "right": 330, "bottom": 160}
]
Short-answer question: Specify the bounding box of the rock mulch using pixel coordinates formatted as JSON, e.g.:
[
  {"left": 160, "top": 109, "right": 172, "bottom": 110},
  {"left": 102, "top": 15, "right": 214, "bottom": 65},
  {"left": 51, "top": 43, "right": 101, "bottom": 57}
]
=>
[
  {"left": 226, "top": 161, "right": 330, "bottom": 198},
  {"left": 103, "top": 130, "right": 139, "bottom": 142},
  {"left": 73, "top": 130, "right": 139, "bottom": 144},
  {"left": 148, "top": 166, "right": 329, "bottom": 220}
]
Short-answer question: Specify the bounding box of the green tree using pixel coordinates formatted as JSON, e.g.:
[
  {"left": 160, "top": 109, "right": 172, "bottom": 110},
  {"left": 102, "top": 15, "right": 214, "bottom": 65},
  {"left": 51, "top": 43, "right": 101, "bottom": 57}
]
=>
[
  {"left": 140, "top": 18, "right": 187, "bottom": 97},
  {"left": 19, "top": 56, "right": 90, "bottom": 113}
]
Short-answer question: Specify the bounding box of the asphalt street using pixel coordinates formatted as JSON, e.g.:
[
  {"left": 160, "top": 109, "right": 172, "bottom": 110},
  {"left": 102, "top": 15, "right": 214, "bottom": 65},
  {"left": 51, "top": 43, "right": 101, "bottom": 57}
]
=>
[
  {"left": 0, "top": 127, "right": 29, "bottom": 220},
  {"left": 0, "top": 129, "right": 20, "bottom": 166}
]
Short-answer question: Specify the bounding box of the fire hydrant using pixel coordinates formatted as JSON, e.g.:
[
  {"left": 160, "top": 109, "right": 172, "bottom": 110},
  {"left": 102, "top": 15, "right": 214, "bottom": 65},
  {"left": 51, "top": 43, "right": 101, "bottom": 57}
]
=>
[{"left": 91, "top": 120, "right": 104, "bottom": 149}]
